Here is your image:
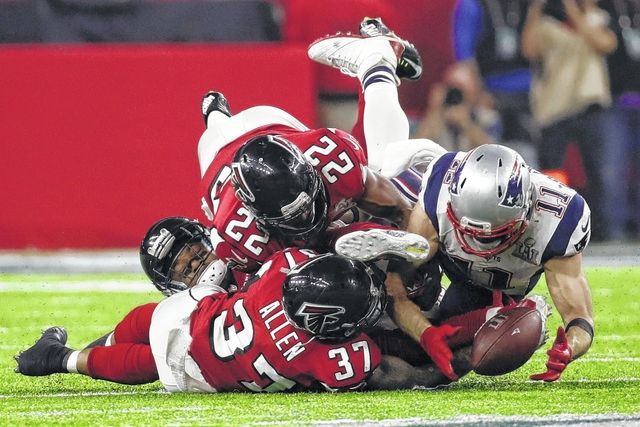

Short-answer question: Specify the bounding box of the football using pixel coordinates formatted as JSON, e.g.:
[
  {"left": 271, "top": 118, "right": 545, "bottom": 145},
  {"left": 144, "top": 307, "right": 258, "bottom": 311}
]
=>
[{"left": 470, "top": 307, "right": 543, "bottom": 376}]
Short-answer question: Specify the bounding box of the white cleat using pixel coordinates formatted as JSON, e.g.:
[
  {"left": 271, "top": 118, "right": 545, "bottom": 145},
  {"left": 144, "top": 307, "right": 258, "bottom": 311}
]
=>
[
  {"left": 335, "top": 229, "right": 430, "bottom": 263},
  {"left": 308, "top": 34, "right": 403, "bottom": 80}
]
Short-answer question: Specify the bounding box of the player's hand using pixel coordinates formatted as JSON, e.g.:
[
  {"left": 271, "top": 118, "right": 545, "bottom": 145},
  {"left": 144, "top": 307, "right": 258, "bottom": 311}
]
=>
[
  {"left": 419, "top": 325, "right": 461, "bottom": 381},
  {"left": 530, "top": 326, "right": 572, "bottom": 382}
]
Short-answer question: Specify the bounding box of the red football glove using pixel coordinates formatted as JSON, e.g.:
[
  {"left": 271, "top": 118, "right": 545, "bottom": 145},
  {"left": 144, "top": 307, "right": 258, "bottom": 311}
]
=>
[
  {"left": 419, "top": 325, "right": 461, "bottom": 381},
  {"left": 530, "top": 326, "right": 572, "bottom": 382}
]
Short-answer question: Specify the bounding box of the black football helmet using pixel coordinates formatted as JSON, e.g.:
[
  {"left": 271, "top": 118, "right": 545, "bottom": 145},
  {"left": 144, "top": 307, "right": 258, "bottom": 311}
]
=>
[
  {"left": 231, "top": 135, "right": 329, "bottom": 242},
  {"left": 282, "top": 254, "right": 387, "bottom": 341},
  {"left": 140, "top": 217, "right": 214, "bottom": 296}
]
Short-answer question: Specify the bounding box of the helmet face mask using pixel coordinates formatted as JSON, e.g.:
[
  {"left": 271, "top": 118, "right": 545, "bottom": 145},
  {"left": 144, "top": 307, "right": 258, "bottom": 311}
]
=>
[
  {"left": 166, "top": 242, "right": 215, "bottom": 290},
  {"left": 447, "top": 145, "right": 532, "bottom": 258},
  {"left": 231, "top": 135, "right": 330, "bottom": 242},
  {"left": 140, "top": 217, "right": 215, "bottom": 296},
  {"left": 282, "top": 254, "right": 387, "bottom": 341}
]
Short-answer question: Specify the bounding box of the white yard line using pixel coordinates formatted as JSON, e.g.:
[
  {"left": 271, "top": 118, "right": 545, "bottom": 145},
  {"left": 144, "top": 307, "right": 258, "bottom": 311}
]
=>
[{"left": 0, "top": 281, "right": 153, "bottom": 292}]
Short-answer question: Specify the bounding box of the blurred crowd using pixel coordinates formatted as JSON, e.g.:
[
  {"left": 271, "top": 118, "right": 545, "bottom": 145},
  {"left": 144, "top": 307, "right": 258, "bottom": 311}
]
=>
[{"left": 2, "top": 0, "right": 638, "bottom": 242}]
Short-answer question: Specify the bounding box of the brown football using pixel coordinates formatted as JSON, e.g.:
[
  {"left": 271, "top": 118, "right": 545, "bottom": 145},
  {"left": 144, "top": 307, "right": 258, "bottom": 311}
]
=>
[{"left": 471, "top": 306, "right": 543, "bottom": 376}]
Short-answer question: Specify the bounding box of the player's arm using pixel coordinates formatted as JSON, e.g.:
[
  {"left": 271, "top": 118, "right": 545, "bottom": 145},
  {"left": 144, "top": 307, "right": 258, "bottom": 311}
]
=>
[
  {"left": 367, "top": 345, "right": 472, "bottom": 391},
  {"left": 531, "top": 253, "right": 594, "bottom": 382},
  {"left": 358, "top": 168, "right": 413, "bottom": 228},
  {"left": 406, "top": 202, "right": 440, "bottom": 262},
  {"left": 385, "top": 272, "right": 460, "bottom": 380},
  {"left": 543, "top": 253, "right": 594, "bottom": 359},
  {"left": 366, "top": 355, "right": 446, "bottom": 390}
]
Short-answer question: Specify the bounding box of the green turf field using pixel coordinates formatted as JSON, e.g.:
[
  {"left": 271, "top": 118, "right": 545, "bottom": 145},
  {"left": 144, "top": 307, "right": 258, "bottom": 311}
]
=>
[{"left": 1, "top": 268, "right": 639, "bottom": 426}]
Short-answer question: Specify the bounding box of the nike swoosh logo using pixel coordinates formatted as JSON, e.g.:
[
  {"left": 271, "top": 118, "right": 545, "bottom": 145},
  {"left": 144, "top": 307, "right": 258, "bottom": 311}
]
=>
[
  {"left": 581, "top": 216, "right": 590, "bottom": 233},
  {"left": 230, "top": 250, "right": 249, "bottom": 264},
  {"left": 400, "top": 57, "right": 422, "bottom": 76}
]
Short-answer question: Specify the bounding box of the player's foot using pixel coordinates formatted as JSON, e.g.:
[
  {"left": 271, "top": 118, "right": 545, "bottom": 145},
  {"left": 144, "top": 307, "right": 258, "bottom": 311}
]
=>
[
  {"left": 335, "top": 228, "right": 430, "bottom": 263},
  {"left": 359, "top": 17, "right": 422, "bottom": 81},
  {"left": 14, "top": 327, "right": 72, "bottom": 376},
  {"left": 308, "top": 34, "right": 403, "bottom": 83},
  {"left": 202, "top": 91, "right": 232, "bottom": 126}
]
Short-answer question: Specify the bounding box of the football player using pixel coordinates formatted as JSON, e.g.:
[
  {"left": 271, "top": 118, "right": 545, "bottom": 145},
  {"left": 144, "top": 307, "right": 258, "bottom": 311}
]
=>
[
  {"left": 139, "top": 216, "right": 231, "bottom": 296},
  {"left": 335, "top": 143, "right": 594, "bottom": 382},
  {"left": 15, "top": 249, "right": 465, "bottom": 392},
  {"left": 197, "top": 19, "right": 449, "bottom": 273}
]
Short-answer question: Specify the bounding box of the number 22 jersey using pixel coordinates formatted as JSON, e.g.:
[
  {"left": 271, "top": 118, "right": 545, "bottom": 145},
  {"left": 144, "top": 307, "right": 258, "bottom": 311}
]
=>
[{"left": 200, "top": 124, "right": 368, "bottom": 272}]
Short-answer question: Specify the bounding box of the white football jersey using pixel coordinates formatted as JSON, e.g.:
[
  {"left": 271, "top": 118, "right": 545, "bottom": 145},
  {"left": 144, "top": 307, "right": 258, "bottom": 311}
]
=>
[{"left": 418, "top": 152, "right": 591, "bottom": 297}]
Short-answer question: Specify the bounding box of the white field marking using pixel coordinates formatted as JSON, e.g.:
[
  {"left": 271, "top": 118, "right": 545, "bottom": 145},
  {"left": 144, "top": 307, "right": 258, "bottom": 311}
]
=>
[
  {"left": 534, "top": 377, "right": 640, "bottom": 384},
  {"left": 252, "top": 413, "right": 640, "bottom": 426},
  {"left": 14, "top": 406, "right": 206, "bottom": 418},
  {"left": 8, "top": 410, "right": 640, "bottom": 426},
  {"left": 3, "top": 378, "right": 640, "bottom": 401},
  {"left": 0, "top": 390, "right": 166, "bottom": 399},
  {"left": 0, "top": 281, "right": 153, "bottom": 292},
  {"left": 597, "top": 335, "right": 640, "bottom": 341},
  {"left": 574, "top": 357, "right": 640, "bottom": 362}
]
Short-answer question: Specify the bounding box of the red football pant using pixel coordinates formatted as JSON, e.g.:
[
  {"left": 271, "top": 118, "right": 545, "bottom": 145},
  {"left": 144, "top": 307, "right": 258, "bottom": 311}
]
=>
[{"left": 86, "top": 303, "right": 159, "bottom": 384}]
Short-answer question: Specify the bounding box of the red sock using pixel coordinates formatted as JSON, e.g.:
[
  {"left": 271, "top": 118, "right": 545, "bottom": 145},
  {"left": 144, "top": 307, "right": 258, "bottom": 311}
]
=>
[
  {"left": 113, "top": 303, "right": 158, "bottom": 344},
  {"left": 441, "top": 307, "right": 491, "bottom": 348},
  {"left": 87, "top": 343, "right": 158, "bottom": 384}
]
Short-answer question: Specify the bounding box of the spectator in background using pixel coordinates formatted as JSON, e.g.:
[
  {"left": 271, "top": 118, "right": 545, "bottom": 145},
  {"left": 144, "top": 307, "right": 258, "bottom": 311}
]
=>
[
  {"left": 521, "top": 0, "right": 617, "bottom": 241},
  {"left": 474, "top": 0, "right": 539, "bottom": 168},
  {"left": 601, "top": 0, "right": 640, "bottom": 241},
  {"left": 414, "top": 62, "right": 500, "bottom": 152}
]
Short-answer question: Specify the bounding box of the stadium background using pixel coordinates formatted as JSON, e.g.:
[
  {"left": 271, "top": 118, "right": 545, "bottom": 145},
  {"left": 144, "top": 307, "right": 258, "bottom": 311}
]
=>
[
  {"left": 0, "top": 0, "right": 467, "bottom": 250},
  {"left": 3, "top": 0, "right": 637, "bottom": 251}
]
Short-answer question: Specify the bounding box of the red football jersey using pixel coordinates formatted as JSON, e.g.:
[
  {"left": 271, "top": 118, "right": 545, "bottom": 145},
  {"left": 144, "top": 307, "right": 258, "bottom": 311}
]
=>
[
  {"left": 200, "top": 124, "right": 368, "bottom": 271},
  {"left": 188, "top": 248, "right": 382, "bottom": 392}
]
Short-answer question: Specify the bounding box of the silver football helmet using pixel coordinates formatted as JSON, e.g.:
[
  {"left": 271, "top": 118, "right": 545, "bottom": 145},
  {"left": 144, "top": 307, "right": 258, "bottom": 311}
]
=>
[{"left": 446, "top": 145, "right": 533, "bottom": 258}]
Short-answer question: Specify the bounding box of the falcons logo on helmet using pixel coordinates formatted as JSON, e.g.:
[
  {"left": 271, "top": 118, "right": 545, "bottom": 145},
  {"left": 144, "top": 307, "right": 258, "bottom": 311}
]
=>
[
  {"left": 146, "top": 228, "right": 175, "bottom": 260},
  {"left": 295, "top": 302, "right": 345, "bottom": 335}
]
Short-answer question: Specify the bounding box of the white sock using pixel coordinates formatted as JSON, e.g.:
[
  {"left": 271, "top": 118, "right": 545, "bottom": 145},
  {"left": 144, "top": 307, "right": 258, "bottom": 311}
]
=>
[
  {"left": 66, "top": 350, "right": 80, "bottom": 374},
  {"left": 363, "top": 83, "right": 409, "bottom": 173}
]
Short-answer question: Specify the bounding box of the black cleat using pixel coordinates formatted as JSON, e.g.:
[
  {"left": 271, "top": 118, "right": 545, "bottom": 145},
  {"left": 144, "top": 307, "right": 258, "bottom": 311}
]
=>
[
  {"left": 201, "top": 91, "right": 232, "bottom": 126},
  {"left": 359, "top": 17, "right": 423, "bottom": 81},
  {"left": 15, "top": 327, "right": 72, "bottom": 376}
]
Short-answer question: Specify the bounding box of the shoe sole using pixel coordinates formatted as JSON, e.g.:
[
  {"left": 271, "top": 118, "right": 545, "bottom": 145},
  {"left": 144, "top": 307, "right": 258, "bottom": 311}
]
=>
[
  {"left": 308, "top": 35, "right": 403, "bottom": 72},
  {"left": 335, "top": 229, "right": 430, "bottom": 263}
]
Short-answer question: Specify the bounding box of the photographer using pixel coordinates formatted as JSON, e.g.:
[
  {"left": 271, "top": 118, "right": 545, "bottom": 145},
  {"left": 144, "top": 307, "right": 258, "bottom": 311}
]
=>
[
  {"left": 521, "top": 0, "right": 617, "bottom": 241},
  {"left": 415, "top": 62, "right": 500, "bottom": 152}
]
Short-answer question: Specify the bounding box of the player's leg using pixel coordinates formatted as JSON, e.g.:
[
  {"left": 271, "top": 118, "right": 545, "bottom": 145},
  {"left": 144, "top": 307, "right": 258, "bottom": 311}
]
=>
[
  {"left": 15, "top": 303, "right": 161, "bottom": 384},
  {"left": 197, "top": 94, "right": 309, "bottom": 176},
  {"left": 308, "top": 34, "right": 409, "bottom": 173}
]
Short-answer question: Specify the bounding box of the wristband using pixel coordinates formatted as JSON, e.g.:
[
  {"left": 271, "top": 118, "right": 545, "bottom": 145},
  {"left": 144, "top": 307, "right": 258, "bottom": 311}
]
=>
[{"left": 565, "top": 318, "right": 594, "bottom": 340}]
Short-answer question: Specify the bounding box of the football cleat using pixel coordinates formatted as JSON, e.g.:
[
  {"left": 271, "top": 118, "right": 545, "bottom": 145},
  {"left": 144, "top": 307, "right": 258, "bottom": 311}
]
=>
[
  {"left": 201, "top": 91, "right": 232, "bottom": 126},
  {"left": 335, "top": 228, "right": 430, "bottom": 263},
  {"left": 359, "top": 17, "right": 422, "bottom": 81},
  {"left": 308, "top": 34, "right": 404, "bottom": 82},
  {"left": 14, "top": 327, "right": 72, "bottom": 376}
]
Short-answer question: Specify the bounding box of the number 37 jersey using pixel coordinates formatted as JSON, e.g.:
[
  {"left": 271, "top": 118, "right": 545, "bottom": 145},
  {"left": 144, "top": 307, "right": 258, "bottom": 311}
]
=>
[
  {"left": 419, "top": 152, "right": 592, "bottom": 297},
  {"left": 200, "top": 124, "right": 368, "bottom": 272},
  {"left": 188, "top": 248, "right": 381, "bottom": 392}
]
